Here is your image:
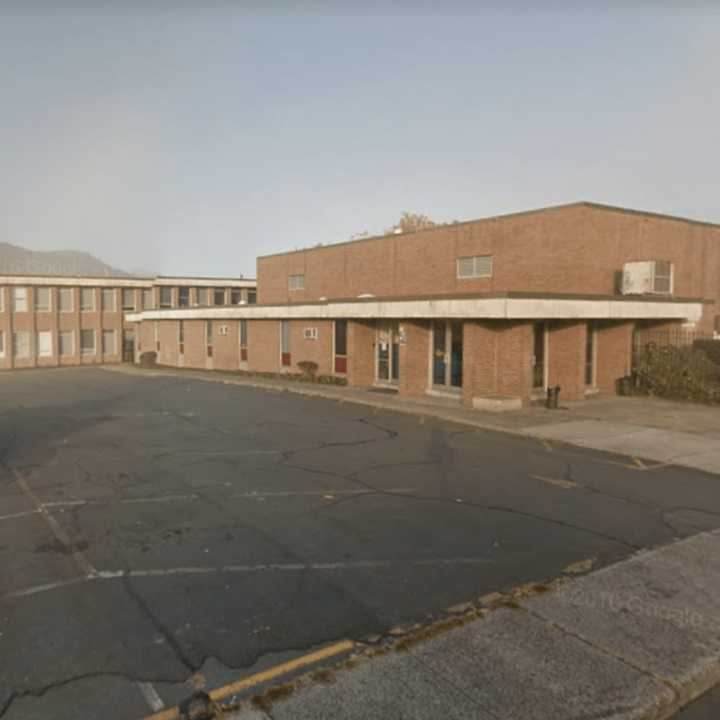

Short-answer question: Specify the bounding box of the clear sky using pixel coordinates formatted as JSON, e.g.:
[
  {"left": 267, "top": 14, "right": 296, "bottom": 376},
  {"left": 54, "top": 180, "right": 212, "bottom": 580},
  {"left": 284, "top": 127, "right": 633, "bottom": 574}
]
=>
[{"left": 0, "top": 2, "right": 717, "bottom": 278}]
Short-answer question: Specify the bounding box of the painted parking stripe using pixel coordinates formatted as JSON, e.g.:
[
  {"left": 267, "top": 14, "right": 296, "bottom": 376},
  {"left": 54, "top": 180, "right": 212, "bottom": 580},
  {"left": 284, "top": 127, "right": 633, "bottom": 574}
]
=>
[
  {"left": 232, "top": 488, "right": 416, "bottom": 498},
  {"left": 142, "top": 640, "right": 355, "bottom": 720},
  {"left": 137, "top": 682, "right": 165, "bottom": 712},
  {"left": 0, "top": 509, "right": 40, "bottom": 522}
]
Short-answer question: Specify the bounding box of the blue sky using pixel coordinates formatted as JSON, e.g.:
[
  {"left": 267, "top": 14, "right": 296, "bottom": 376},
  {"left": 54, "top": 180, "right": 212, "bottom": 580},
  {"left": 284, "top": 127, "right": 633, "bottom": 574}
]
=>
[{"left": 0, "top": 3, "right": 717, "bottom": 277}]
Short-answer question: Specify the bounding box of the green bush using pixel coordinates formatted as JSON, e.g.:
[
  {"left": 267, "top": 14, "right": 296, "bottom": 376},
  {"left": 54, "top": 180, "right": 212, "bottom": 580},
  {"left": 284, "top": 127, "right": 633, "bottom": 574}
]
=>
[{"left": 634, "top": 343, "right": 720, "bottom": 403}]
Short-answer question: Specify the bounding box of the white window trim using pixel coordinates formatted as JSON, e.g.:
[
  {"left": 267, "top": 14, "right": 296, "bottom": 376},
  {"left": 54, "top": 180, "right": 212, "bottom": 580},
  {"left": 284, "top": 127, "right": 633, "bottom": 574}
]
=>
[
  {"left": 0, "top": 330, "right": 4, "bottom": 357},
  {"left": 159, "top": 287, "right": 173, "bottom": 308},
  {"left": 81, "top": 289, "right": 96, "bottom": 312},
  {"left": 12, "top": 330, "right": 31, "bottom": 359},
  {"left": 102, "top": 288, "right": 117, "bottom": 312},
  {"left": 34, "top": 288, "right": 52, "bottom": 313},
  {"left": 81, "top": 329, "right": 96, "bottom": 355},
  {"left": 0, "top": 288, "right": 4, "bottom": 313},
  {"left": 59, "top": 331, "right": 75, "bottom": 357},
  {"left": 457, "top": 255, "right": 493, "bottom": 280},
  {"left": 288, "top": 274, "right": 305, "bottom": 291},
  {"left": 58, "top": 288, "right": 75, "bottom": 313},
  {"left": 122, "top": 289, "right": 136, "bottom": 311},
  {"left": 102, "top": 329, "right": 117, "bottom": 355},
  {"left": 11, "top": 287, "right": 28, "bottom": 313},
  {"left": 36, "top": 330, "right": 53, "bottom": 357}
]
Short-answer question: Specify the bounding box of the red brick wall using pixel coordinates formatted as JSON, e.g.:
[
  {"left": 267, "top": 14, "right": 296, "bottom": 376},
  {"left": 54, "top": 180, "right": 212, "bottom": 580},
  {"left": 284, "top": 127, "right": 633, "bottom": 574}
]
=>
[
  {"left": 596, "top": 321, "right": 634, "bottom": 393},
  {"left": 257, "top": 204, "right": 720, "bottom": 331},
  {"left": 399, "top": 321, "right": 430, "bottom": 396},
  {"left": 290, "top": 320, "right": 333, "bottom": 376},
  {"left": 347, "top": 320, "right": 375, "bottom": 387}
]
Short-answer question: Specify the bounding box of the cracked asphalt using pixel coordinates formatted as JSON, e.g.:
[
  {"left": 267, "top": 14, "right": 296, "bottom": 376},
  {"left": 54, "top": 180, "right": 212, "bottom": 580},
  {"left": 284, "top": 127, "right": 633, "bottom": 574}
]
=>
[{"left": 2, "top": 367, "right": 720, "bottom": 720}]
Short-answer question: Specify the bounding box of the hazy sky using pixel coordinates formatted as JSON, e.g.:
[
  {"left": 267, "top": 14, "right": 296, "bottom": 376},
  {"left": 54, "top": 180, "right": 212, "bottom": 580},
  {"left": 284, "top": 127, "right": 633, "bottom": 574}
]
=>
[{"left": 0, "top": 2, "right": 717, "bottom": 278}]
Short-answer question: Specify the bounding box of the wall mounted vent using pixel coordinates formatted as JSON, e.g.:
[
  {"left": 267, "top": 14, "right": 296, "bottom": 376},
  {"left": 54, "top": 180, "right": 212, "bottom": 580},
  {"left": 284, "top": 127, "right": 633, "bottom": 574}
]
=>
[{"left": 621, "top": 260, "right": 673, "bottom": 295}]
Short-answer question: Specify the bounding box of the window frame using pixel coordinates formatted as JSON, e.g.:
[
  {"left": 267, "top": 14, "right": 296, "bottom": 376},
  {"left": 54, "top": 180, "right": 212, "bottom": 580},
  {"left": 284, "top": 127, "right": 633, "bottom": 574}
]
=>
[
  {"left": 101, "top": 288, "right": 116, "bottom": 312},
  {"left": 80, "top": 288, "right": 96, "bottom": 312},
  {"left": 11, "top": 287, "right": 28, "bottom": 313},
  {"left": 34, "top": 287, "right": 51, "bottom": 313},
  {"left": 159, "top": 287, "right": 173, "bottom": 308},
  {"left": 12, "top": 330, "right": 30, "bottom": 359},
  {"left": 206, "top": 320, "right": 213, "bottom": 357},
  {"left": 456, "top": 255, "right": 493, "bottom": 280},
  {"left": 122, "top": 288, "right": 136, "bottom": 311},
  {"left": 280, "top": 320, "right": 292, "bottom": 366},
  {"left": 213, "top": 288, "right": 226, "bottom": 306},
  {"left": 231, "top": 289, "right": 243, "bottom": 305},
  {"left": 142, "top": 288, "right": 154, "bottom": 310},
  {"left": 58, "top": 287, "right": 74, "bottom": 313},
  {"left": 102, "top": 329, "right": 116, "bottom": 356},
  {"left": 59, "top": 330, "right": 74, "bottom": 357},
  {"left": 0, "top": 330, "right": 4, "bottom": 357},
  {"left": 80, "top": 328, "right": 96, "bottom": 355},
  {"left": 288, "top": 274, "right": 305, "bottom": 291},
  {"left": 36, "top": 330, "right": 53, "bottom": 358},
  {"left": 247, "top": 290, "right": 257, "bottom": 305}
]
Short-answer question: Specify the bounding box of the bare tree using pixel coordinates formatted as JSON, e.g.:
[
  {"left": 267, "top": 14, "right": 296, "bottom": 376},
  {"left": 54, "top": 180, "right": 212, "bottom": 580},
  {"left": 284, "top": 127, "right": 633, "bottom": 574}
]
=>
[{"left": 387, "top": 212, "right": 436, "bottom": 234}]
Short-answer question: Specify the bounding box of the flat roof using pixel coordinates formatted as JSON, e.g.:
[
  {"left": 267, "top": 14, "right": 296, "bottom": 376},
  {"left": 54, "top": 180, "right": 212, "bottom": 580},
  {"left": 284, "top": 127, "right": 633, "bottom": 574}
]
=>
[
  {"left": 257, "top": 201, "right": 720, "bottom": 260},
  {"left": 0, "top": 272, "right": 255, "bottom": 284}
]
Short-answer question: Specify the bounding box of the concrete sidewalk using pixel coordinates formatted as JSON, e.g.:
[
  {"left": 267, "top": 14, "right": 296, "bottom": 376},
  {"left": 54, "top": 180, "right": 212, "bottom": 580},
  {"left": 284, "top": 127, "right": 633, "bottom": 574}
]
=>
[
  {"left": 222, "top": 530, "right": 720, "bottom": 720},
  {"left": 103, "top": 364, "right": 720, "bottom": 476}
]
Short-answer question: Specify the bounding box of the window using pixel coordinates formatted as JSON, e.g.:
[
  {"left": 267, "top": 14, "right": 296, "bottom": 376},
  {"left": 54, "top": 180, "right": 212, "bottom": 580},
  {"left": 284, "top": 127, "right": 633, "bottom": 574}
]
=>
[
  {"left": 12, "top": 331, "right": 30, "bottom": 358},
  {"left": 214, "top": 288, "right": 226, "bottom": 305},
  {"left": 532, "top": 322, "right": 546, "bottom": 389},
  {"left": 11, "top": 288, "right": 28, "bottom": 313},
  {"left": 142, "top": 288, "right": 154, "bottom": 309},
  {"left": 159, "top": 287, "right": 172, "bottom": 308},
  {"left": 59, "top": 331, "right": 74, "bottom": 357},
  {"left": 653, "top": 261, "right": 673, "bottom": 294},
  {"left": 0, "top": 330, "right": 4, "bottom": 357},
  {"left": 122, "top": 288, "right": 136, "bottom": 310},
  {"left": 206, "top": 321, "right": 213, "bottom": 357},
  {"left": 80, "top": 329, "right": 96, "bottom": 355},
  {"left": 281, "top": 320, "right": 291, "bottom": 366},
  {"left": 178, "top": 321, "right": 185, "bottom": 354},
  {"left": 239, "top": 319, "right": 248, "bottom": 361},
  {"left": 334, "top": 320, "right": 347, "bottom": 374},
  {"left": 58, "top": 288, "right": 74, "bottom": 312},
  {"left": 36, "top": 331, "right": 52, "bottom": 357},
  {"left": 154, "top": 321, "right": 160, "bottom": 352},
  {"left": 0, "top": 288, "right": 3, "bottom": 312},
  {"left": 178, "top": 287, "right": 190, "bottom": 307},
  {"left": 457, "top": 255, "right": 493, "bottom": 279},
  {"left": 35, "top": 287, "right": 51, "bottom": 312},
  {"left": 101, "top": 288, "right": 116, "bottom": 312},
  {"left": 80, "top": 288, "right": 95, "bottom": 312},
  {"left": 102, "top": 330, "right": 116, "bottom": 355},
  {"left": 231, "top": 289, "right": 243, "bottom": 305},
  {"left": 196, "top": 287, "right": 209, "bottom": 306},
  {"left": 247, "top": 290, "right": 257, "bottom": 305},
  {"left": 585, "top": 322, "right": 596, "bottom": 386},
  {"left": 288, "top": 274, "right": 305, "bottom": 291}
]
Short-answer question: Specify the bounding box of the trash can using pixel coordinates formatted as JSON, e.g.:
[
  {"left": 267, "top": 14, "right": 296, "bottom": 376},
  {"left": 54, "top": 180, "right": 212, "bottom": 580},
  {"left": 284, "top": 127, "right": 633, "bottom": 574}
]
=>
[
  {"left": 546, "top": 385, "right": 561, "bottom": 409},
  {"left": 616, "top": 375, "right": 632, "bottom": 396}
]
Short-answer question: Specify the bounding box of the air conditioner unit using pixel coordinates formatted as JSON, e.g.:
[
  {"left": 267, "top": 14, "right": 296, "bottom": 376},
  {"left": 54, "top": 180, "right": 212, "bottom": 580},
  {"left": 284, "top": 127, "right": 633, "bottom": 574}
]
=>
[
  {"left": 620, "top": 260, "right": 673, "bottom": 295},
  {"left": 303, "top": 328, "right": 318, "bottom": 340},
  {"left": 218, "top": 324, "right": 229, "bottom": 336}
]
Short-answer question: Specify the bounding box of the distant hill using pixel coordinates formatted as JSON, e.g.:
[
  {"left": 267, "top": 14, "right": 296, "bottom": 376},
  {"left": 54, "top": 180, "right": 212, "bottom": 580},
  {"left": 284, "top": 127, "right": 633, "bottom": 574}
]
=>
[{"left": 0, "top": 242, "right": 129, "bottom": 277}]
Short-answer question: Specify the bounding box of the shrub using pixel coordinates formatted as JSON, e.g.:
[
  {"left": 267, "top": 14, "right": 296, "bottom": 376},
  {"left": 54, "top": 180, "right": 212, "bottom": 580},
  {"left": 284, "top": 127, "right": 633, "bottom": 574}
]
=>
[
  {"left": 634, "top": 343, "right": 720, "bottom": 403},
  {"left": 296, "top": 360, "right": 319, "bottom": 381},
  {"left": 138, "top": 351, "right": 157, "bottom": 368}
]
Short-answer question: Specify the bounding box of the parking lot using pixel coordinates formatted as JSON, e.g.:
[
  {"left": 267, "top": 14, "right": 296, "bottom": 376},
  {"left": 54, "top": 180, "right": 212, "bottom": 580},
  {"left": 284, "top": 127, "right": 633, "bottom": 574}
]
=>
[{"left": 2, "top": 367, "right": 720, "bottom": 720}]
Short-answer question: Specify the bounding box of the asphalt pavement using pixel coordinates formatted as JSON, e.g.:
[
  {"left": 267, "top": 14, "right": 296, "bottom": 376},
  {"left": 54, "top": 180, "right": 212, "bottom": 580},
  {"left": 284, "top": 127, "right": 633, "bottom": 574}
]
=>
[{"left": 2, "top": 367, "right": 720, "bottom": 719}]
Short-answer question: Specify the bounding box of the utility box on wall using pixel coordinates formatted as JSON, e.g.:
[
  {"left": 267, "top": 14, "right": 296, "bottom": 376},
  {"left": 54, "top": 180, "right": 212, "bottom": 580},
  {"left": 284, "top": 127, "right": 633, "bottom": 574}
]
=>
[{"left": 621, "top": 261, "right": 673, "bottom": 295}]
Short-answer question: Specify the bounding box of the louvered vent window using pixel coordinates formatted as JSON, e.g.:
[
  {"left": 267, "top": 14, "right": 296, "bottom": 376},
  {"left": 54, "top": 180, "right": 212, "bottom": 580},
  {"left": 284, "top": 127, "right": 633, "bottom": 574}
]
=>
[{"left": 457, "top": 255, "right": 493, "bottom": 279}]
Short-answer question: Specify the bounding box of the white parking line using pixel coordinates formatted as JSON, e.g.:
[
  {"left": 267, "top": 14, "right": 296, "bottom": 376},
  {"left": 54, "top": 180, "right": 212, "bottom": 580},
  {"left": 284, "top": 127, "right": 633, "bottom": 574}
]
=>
[
  {"left": 137, "top": 681, "right": 165, "bottom": 712},
  {"left": 232, "top": 488, "right": 416, "bottom": 499},
  {"left": 0, "top": 509, "right": 40, "bottom": 522}
]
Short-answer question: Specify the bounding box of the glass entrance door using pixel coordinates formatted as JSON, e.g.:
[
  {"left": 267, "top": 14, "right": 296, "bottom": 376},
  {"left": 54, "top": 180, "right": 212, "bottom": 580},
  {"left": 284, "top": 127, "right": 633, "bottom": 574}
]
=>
[
  {"left": 432, "top": 321, "right": 463, "bottom": 390},
  {"left": 376, "top": 321, "right": 400, "bottom": 385}
]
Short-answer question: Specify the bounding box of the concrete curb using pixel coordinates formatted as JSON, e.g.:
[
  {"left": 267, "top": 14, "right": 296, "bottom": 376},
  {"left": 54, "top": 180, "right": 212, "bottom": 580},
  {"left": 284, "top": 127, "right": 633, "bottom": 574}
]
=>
[{"left": 219, "top": 531, "right": 720, "bottom": 720}]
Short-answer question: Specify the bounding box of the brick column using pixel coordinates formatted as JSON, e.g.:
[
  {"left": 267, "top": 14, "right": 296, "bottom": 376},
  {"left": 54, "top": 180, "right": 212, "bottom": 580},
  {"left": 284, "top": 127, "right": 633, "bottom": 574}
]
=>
[
  {"left": 595, "top": 321, "right": 634, "bottom": 394},
  {"left": 346, "top": 320, "right": 375, "bottom": 388},
  {"left": 398, "top": 320, "right": 430, "bottom": 397},
  {"left": 547, "top": 321, "right": 587, "bottom": 401}
]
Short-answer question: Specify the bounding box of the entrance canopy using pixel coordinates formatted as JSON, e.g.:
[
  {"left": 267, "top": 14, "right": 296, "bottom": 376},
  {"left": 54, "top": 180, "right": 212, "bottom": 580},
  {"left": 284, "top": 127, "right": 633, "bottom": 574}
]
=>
[{"left": 127, "top": 291, "right": 707, "bottom": 324}]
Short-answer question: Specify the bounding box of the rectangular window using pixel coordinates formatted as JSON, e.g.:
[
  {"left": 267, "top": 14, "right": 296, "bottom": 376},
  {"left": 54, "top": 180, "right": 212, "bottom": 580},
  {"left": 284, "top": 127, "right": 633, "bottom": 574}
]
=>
[
  {"left": 101, "top": 288, "right": 116, "bottom": 312},
  {"left": 36, "top": 331, "right": 52, "bottom": 357},
  {"left": 159, "top": 287, "right": 172, "bottom": 308},
  {"left": 653, "top": 261, "right": 673, "bottom": 294},
  {"left": 34, "top": 287, "right": 51, "bottom": 312},
  {"left": 178, "top": 287, "right": 190, "bottom": 307},
  {"left": 231, "top": 289, "right": 243, "bottom": 305},
  {"left": 457, "top": 255, "right": 493, "bottom": 279},
  {"left": 288, "top": 274, "right": 305, "bottom": 291},
  {"left": 142, "top": 288, "right": 154, "bottom": 309},
  {"left": 247, "top": 290, "right": 257, "bottom": 305},
  {"left": 0, "top": 330, "right": 4, "bottom": 357},
  {"left": 214, "top": 288, "right": 226, "bottom": 306},
  {"left": 122, "top": 288, "right": 135, "bottom": 310},
  {"left": 196, "top": 287, "right": 209, "bottom": 306},
  {"left": 102, "top": 329, "right": 116, "bottom": 355},
  {"left": 11, "top": 287, "right": 28, "bottom": 313},
  {"left": 585, "top": 322, "right": 596, "bottom": 386},
  {"left": 80, "top": 329, "right": 96, "bottom": 355},
  {"left": 281, "top": 320, "right": 291, "bottom": 366},
  {"left": 154, "top": 321, "right": 160, "bottom": 352},
  {"left": 80, "top": 288, "right": 95, "bottom": 312},
  {"left": 239, "top": 319, "right": 248, "bottom": 362},
  {"left": 334, "top": 320, "right": 347, "bottom": 374},
  {"left": 178, "top": 320, "right": 185, "bottom": 354},
  {"left": 532, "top": 322, "right": 546, "bottom": 389},
  {"left": 58, "top": 287, "right": 74, "bottom": 312},
  {"left": 59, "top": 331, "right": 74, "bottom": 357},
  {"left": 12, "top": 331, "right": 30, "bottom": 358},
  {"left": 206, "top": 321, "right": 213, "bottom": 357}
]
